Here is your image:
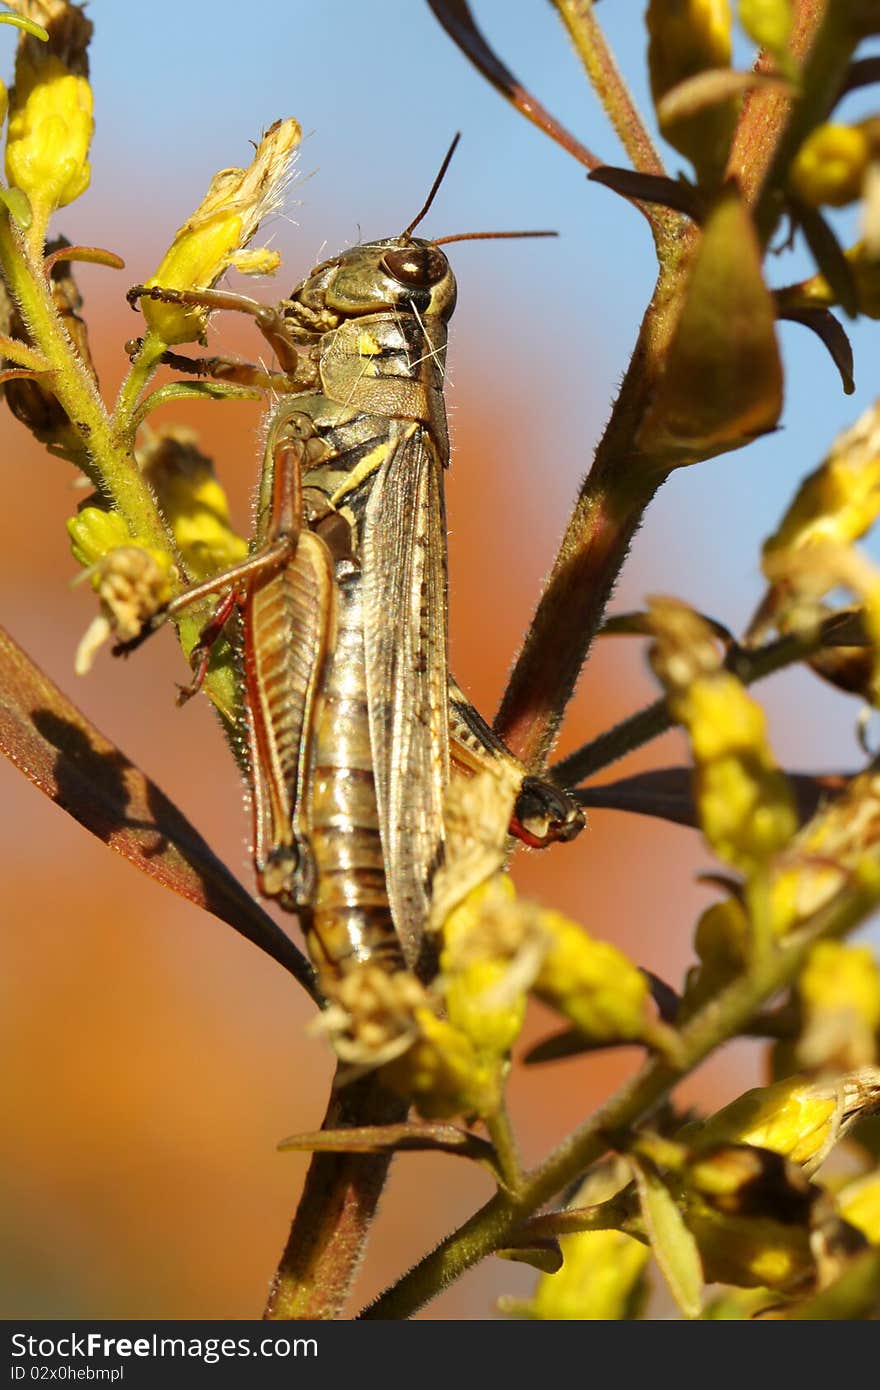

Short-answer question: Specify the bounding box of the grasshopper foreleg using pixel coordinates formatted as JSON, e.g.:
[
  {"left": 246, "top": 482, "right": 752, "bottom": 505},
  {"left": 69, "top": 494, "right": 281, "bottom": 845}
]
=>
[{"left": 127, "top": 283, "right": 316, "bottom": 382}]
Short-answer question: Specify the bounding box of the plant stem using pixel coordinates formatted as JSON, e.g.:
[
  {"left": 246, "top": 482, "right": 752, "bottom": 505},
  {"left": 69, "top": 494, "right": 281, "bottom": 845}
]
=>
[
  {"left": 264, "top": 1077, "right": 409, "bottom": 1320},
  {"left": 0, "top": 213, "right": 171, "bottom": 555},
  {"left": 112, "top": 328, "right": 168, "bottom": 439},
  {"left": 551, "top": 625, "right": 822, "bottom": 787},
  {"left": 487, "top": 1103, "right": 523, "bottom": 1194},
  {"left": 360, "top": 873, "right": 878, "bottom": 1319},
  {"left": 728, "top": 1, "right": 859, "bottom": 241},
  {"left": 552, "top": 1, "right": 666, "bottom": 178}
]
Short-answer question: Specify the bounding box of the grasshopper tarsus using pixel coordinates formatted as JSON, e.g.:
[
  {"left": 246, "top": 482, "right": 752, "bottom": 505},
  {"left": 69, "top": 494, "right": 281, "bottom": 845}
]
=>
[{"left": 511, "top": 775, "right": 585, "bottom": 848}]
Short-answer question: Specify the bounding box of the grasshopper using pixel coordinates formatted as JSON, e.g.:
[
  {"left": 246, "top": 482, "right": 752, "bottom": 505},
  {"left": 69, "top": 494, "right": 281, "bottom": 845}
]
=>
[{"left": 125, "top": 138, "right": 583, "bottom": 991}]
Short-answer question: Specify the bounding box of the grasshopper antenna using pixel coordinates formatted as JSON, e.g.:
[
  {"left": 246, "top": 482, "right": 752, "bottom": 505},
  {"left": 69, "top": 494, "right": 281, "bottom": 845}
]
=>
[
  {"left": 432, "top": 229, "right": 558, "bottom": 245},
  {"left": 402, "top": 132, "right": 461, "bottom": 239}
]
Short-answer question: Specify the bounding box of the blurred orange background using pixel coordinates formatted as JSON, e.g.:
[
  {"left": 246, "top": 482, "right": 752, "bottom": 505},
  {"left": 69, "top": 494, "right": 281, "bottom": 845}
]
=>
[{"left": 1, "top": 0, "right": 870, "bottom": 1321}]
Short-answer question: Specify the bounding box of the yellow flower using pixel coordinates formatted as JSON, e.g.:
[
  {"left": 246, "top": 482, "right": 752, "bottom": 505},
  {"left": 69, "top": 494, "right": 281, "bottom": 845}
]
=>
[
  {"left": 790, "top": 123, "right": 871, "bottom": 208},
  {"left": 522, "top": 1230, "right": 649, "bottom": 1320},
  {"left": 685, "top": 1069, "right": 880, "bottom": 1175},
  {"left": 67, "top": 504, "right": 130, "bottom": 568},
  {"left": 72, "top": 542, "right": 175, "bottom": 674},
  {"left": 649, "top": 598, "right": 797, "bottom": 875},
  {"left": 382, "top": 1009, "right": 502, "bottom": 1121},
  {"left": 685, "top": 1200, "right": 812, "bottom": 1290},
  {"left": 795, "top": 941, "right": 880, "bottom": 1072},
  {"left": 6, "top": 3, "right": 94, "bottom": 242},
  {"left": 141, "top": 118, "right": 300, "bottom": 345},
  {"left": 138, "top": 427, "right": 247, "bottom": 580},
  {"left": 647, "top": 0, "right": 737, "bottom": 183},
  {"left": 838, "top": 1169, "right": 880, "bottom": 1245},
  {"left": 439, "top": 875, "right": 536, "bottom": 1060},
  {"left": 533, "top": 910, "right": 654, "bottom": 1044},
  {"left": 762, "top": 403, "right": 880, "bottom": 564}
]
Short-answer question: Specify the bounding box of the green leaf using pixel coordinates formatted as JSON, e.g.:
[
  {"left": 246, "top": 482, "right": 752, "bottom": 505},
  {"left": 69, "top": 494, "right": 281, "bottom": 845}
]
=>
[
  {"left": 496, "top": 1240, "right": 563, "bottom": 1274},
  {"left": 132, "top": 379, "right": 262, "bottom": 430},
  {"left": 637, "top": 187, "right": 784, "bottom": 465},
  {"left": 0, "top": 187, "right": 32, "bottom": 230},
  {"left": 631, "top": 1157, "right": 704, "bottom": 1318},
  {"left": 796, "top": 204, "right": 859, "bottom": 319}
]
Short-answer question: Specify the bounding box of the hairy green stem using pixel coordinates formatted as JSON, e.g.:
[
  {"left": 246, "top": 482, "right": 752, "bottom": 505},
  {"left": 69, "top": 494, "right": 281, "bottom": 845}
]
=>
[
  {"left": 361, "top": 875, "right": 877, "bottom": 1319},
  {"left": 552, "top": 0, "right": 666, "bottom": 178},
  {"left": 487, "top": 1103, "right": 524, "bottom": 1194},
  {"left": 0, "top": 213, "right": 171, "bottom": 553},
  {"left": 112, "top": 328, "right": 168, "bottom": 438}
]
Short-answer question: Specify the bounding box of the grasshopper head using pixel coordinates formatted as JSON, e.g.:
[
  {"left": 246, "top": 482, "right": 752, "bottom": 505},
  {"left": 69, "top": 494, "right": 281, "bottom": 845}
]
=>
[{"left": 294, "top": 236, "right": 457, "bottom": 323}]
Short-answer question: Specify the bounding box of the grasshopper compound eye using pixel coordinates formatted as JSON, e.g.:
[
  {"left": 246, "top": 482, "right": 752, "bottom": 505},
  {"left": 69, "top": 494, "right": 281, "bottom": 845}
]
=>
[{"left": 381, "top": 243, "right": 449, "bottom": 288}]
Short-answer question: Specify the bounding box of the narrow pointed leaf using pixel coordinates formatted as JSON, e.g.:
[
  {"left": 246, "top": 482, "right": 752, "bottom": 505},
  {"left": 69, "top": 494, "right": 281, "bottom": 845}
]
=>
[
  {"left": 575, "top": 767, "right": 851, "bottom": 827},
  {"left": 796, "top": 204, "right": 859, "bottom": 319},
  {"left": 426, "top": 0, "right": 601, "bottom": 172},
  {"left": 631, "top": 1157, "right": 703, "bottom": 1319},
  {"left": 43, "top": 245, "right": 125, "bottom": 274},
  {"left": 524, "top": 1027, "right": 641, "bottom": 1065},
  {"left": 588, "top": 166, "right": 704, "bottom": 220},
  {"left": 656, "top": 69, "right": 792, "bottom": 126},
  {"left": 278, "top": 1121, "right": 499, "bottom": 1172},
  {"left": 0, "top": 624, "right": 316, "bottom": 996},
  {"left": 777, "top": 306, "right": 855, "bottom": 394},
  {"left": 496, "top": 1239, "right": 563, "bottom": 1274},
  {"left": 599, "top": 610, "right": 732, "bottom": 642},
  {"left": 132, "top": 380, "right": 262, "bottom": 430},
  {"left": 638, "top": 186, "right": 783, "bottom": 463}
]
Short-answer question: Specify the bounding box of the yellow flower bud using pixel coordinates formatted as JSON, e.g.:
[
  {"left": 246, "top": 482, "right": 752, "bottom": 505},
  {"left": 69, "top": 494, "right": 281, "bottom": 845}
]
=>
[
  {"left": 382, "top": 1009, "right": 502, "bottom": 1121},
  {"left": 762, "top": 402, "right": 880, "bottom": 564},
  {"left": 6, "top": 48, "right": 93, "bottom": 235},
  {"left": 795, "top": 941, "right": 880, "bottom": 1073},
  {"left": 142, "top": 118, "right": 300, "bottom": 345},
  {"left": 73, "top": 542, "right": 175, "bottom": 674},
  {"left": 738, "top": 0, "right": 793, "bottom": 67},
  {"left": 138, "top": 427, "right": 247, "bottom": 580},
  {"left": 680, "top": 896, "right": 750, "bottom": 1016},
  {"left": 67, "top": 504, "right": 130, "bottom": 569},
  {"left": 686, "top": 1069, "right": 880, "bottom": 1175},
  {"left": 685, "top": 1200, "right": 812, "bottom": 1290},
  {"left": 533, "top": 910, "right": 652, "bottom": 1043},
  {"left": 439, "top": 875, "right": 534, "bottom": 1060},
  {"left": 649, "top": 599, "right": 797, "bottom": 875},
  {"left": 521, "top": 1230, "right": 649, "bottom": 1320},
  {"left": 790, "top": 124, "right": 871, "bottom": 208},
  {"left": 838, "top": 1169, "right": 880, "bottom": 1245},
  {"left": 647, "top": 0, "right": 737, "bottom": 183}
]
